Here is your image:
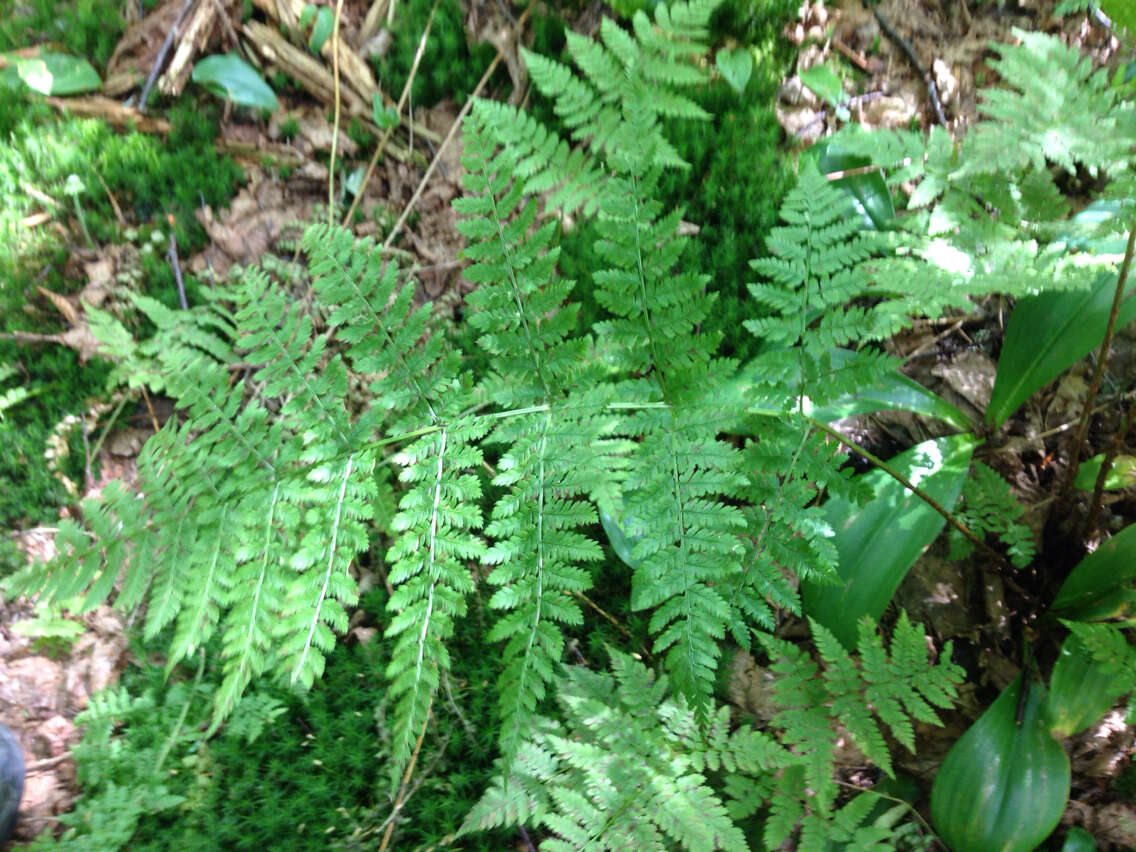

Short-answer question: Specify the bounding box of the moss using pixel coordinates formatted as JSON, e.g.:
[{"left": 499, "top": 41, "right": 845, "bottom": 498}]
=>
[
  {"left": 0, "top": 0, "right": 125, "bottom": 70},
  {"left": 372, "top": 0, "right": 499, "bottom": 107},
  {"left": 0, "top": 93, "right": 241, "bottom": 528},
  {"left": 0, "top": 345, "right": 111, "bottom": 528}
]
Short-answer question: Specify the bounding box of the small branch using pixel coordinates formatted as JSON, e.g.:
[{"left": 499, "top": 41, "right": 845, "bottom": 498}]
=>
[
  {"left": 135, "top": 0, "right": 195, "bottom": 111},
  {"left": 382, "top": 5, "right": 531, "bottom": 251},
  {"left": 573, "top": 590, "right": 632, "bottom": 639},
  {"left": 378, "top": 701, "right": 432, "bottom": 851},
  {"left": 25, "top": 753, "right": 73, "bottom": 773},
  {"left": 166, "top": 217, "right": 188, "bottom": 310},
  {"left": 804, "top": 415, "right": 990, "bottom": 556},
  {"left": 328, "top": 0, "right": 345, "bottom": 226},
  {"left": 832, "top": 37, "right": 870, "bottom": 73},
  {"left": 873, "top": 9, "right": 948, "bottom": 127},
  {"left": 1086, "top": 393, "right": 1136, "bottom": 530},
  {"left": 1063, "top": 220, "right": 1136, "bottom": 501}
]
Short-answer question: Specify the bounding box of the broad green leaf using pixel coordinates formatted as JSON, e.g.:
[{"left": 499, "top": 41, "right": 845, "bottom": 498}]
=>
[
  {"left": 715, "top": 48, "right": 752, "bottom": 95},
  {"left": 599, "top": 500, "right": 647, "bottom": 569},
  {"left": 192, "top": 54, "right": 279, "bottom": 111},
  {"left": 298, "top": 2, "right": 317, "bottom": 30},
  {"left": 807, "top": 138, "right": 896, "bottom": 231},
  {"left": 802, "top": 433, "right": 977, "bottom": 649},
  {"left": 799, "top": 63, "right": 844, "bottom": 108},
  {"left": 805, "top": 351, "right": 970, "bottom": 429},
  {"left": 1073, "top": 453, "right": 1136, "bottom": 491},
  {"left": 931, "top": 676, "right": 1070, "bottom": 852},
  {"left": 309, "top": 6, "right": 334, "bottom": 54},
  {"left": 372, "top": 94, "right": 399, "bottom": 129},
  {"left": 1051, "top": 522, "right": 1136, "bottom": 621},
  {"left": 987, "top": 270, "right": 1136, "bottom": 428},
  {"left": 1047, "top": 633, "right": 1129, "bottom": 738},
  {"left": 0, "top": 52, "right": 101, "bottom": 95},
  {"left": 1061, "top": 826, "right": 1098, "bottom": 852},
  {"left": 726, "top": 349, "right": 969, "bottom": 428}
]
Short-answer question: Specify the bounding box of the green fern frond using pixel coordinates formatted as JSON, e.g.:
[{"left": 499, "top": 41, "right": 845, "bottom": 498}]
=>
[
  {"left": 949, "top": 462, "right": 1036, "bottom": 568},
  {"left": 963, "top": 29, "right": 1130, "bottom": 178},
  {"left": 458, "top": 112, "right": 617, "bottom": 762},
  {"left": 301, "top": 222, "right": 485, "bottom": 777}
]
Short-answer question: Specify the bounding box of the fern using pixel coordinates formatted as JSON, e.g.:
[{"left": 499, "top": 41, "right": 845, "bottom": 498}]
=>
[
  {"left": 463, "top": 616, "right": 960, "bottom": 849},
  {"left": 949, "top": 462, "right": 1036, "bottom": 568}
]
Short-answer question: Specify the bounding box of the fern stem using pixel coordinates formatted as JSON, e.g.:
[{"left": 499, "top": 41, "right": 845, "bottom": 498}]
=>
[
  {"left": 1063, "top": 217, "right": 1136, "bottom": 505},
  {"left": 155, "top": 649, "right": 205, "bottom": 772},
  {"left": 803, "top": 415, "right": 992, "bottom": 557},
  {"left": 379, "top": 699, "right": 433, "bottom": 852}
]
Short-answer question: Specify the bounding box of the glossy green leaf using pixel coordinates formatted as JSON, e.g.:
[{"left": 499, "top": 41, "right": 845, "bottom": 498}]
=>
[
  {"left": 1051, "top": 523, "right": 1136, "bottom": 621},
  {"left": 806, "top": 351, "right": 970, "bottom": 429},
  {"left": 799, "top": 63, "right": 844, "bottom": 108},
  {"left": 309, "top": 6, "right": 334, "bottom": 54},
  {"left": 1061, "top": 826, "right": 1098, "bottom": 852},
  {"left": 987, "top": 270, "right": 1136, "bottom": 428},
  {"left": 599, "top": 500, "right": 648, "bottom": 569},
  {"left": 1047, "top": 633, "right": 1129, "bottom": 738},
  {"left": 192, "top": 54, "right": 279, "bottom": 111},
  {"left": 0, "top": 52, "right": 101, "bottom": 95},
  {"left": 726, "top": 348, "right": 968, "bottom": 428},
  {"left": 932, "top": 676, "right": 1070, "bottom": 852},
  {"left": 715, "top": 47, "right": 752, "bottom": 95},
  {"left": 1073, "top": 454, "right": 1136, "bottom": 491},
  {"left": 808, "top": 138, "right": 896, "bottom": 231},
  {"left": 802, "top": 433, "right": 977, "bottom": 649},
  {"left": 372, "top": 93, "right": 399, "bottom": 129},
  {"left": 298, "top": 3, "right": 317, "bottom": 30}
]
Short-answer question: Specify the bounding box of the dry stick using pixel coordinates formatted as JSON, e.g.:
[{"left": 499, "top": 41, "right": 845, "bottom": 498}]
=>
[
  {"left": 341, "top": 0, "right": 441, "bottom": 227},
  {"left": 384, "top": 54, "right": 507, "bottom": 250},
  {"left": 873, "top": 8, "right": 948, "bottom": 128},
  {"left": 1087, "top": 389, "right": 1136, "bottom": 528},
  {"left": 135, "top": 0, "right": 195, "bottom": 111},
  {"left": 1063, "top": 221, "right": 1136, "bottom": 504},
  {"left": 378, "top": 701, "right": 433, "bottom": 852},
  {"left": 328, "top": 0, "right": 346, "bottom": 226},
  {"left": 166, "top": 217, "right": 189, "bottom": 310}
]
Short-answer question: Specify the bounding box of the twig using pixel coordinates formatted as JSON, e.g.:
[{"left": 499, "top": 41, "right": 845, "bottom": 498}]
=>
[
  {"left": 341, "top": 0, "right": 441, "bottom": 227},
  {"left": 93, "top": 169, "right": 126, "bottom": 227},
  {"left": 573, "top": 590, "right": 632, "bottom": 639},
  {"left": 378, "top": 701, "right": 432, "bottom": 851},
  {"left": 1063, "top": 220, "right": 1136, "bottom": 503},
  {"left": 141, "top": 386, "right": 161, "bottom": 434},
  {"left": 873, "top": 9, "right": 948, "bottom": 128},
  {"left": 166, "top": 216, "right": 188, "bottom": 310},
  {"left": 135, "top": 0, "right": 195, "bottom": 111},
  {"left": 80, "top": 415, "right": 93, "bottom": 491},
  {"left": 25, "top": 753, "right": 73, "bottom": 773},
  {"left": 1086, "top": 391, "right": 1136, "bottom": 529},
  {"left": 804, "top": 415, "right": 991, "bottom": 557},
  {"left": 832, "top": 37, "right": 870, "bottom": 72},
  {"left": 88, "top": 393, "right": 132, "bottom": 466},
  {"left": 383, "top": 5, "right": 530, "bottom": 251},
  {"left": 329, "top": 0, "right": 345, "bottom": 226}
]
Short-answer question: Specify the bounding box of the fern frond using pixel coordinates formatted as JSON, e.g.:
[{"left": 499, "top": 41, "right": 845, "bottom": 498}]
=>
[
  {"left": 949, "top": 462, "right": 1036, "bottom": 568},
  {"left": 300, "top": 222, "right": 485, "bottom": 777},
  {"left": 462, "top": 650, "right": 752, "bottom": 851},
  {"left": 459, "top": 112, "right": 617, "bottom": 762}
]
